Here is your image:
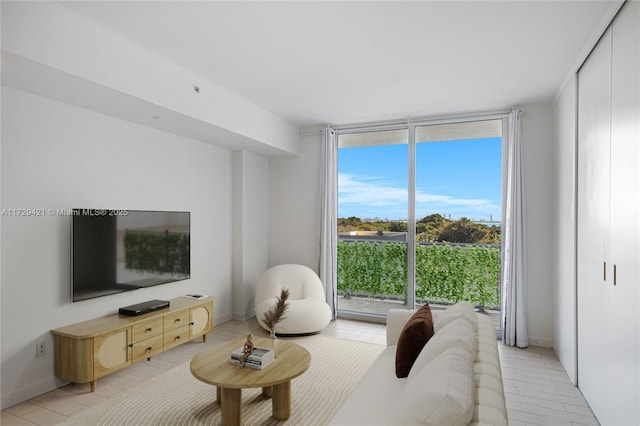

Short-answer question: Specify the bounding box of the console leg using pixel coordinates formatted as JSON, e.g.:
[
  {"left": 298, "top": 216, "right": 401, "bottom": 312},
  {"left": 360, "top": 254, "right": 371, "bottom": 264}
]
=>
[{"left": 90, "top": 380, "right": 96, "bottom": 392}]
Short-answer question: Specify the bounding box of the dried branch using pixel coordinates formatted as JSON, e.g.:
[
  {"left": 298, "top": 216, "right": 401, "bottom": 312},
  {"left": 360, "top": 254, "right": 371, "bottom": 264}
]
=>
[{"left": 262, "top": 288, "right": 289, "bottom": 331}]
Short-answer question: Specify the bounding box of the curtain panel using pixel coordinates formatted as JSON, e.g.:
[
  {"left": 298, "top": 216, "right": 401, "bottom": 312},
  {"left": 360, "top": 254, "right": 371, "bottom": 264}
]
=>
[
  {"left": 501, "top": 109, "right": 528, "bottom": 348},
  {"left": 319, "top": 127, "right": 338, "bottom": 318}
]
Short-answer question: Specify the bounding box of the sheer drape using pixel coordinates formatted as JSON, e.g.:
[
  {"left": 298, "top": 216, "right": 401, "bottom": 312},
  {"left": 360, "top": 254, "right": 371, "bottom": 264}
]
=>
[
  {"left": 319, "top": 127, "right": 338, "bottom": 318},
  {"left": 501, "top": 109, "right": 528, "bottom": 348}
]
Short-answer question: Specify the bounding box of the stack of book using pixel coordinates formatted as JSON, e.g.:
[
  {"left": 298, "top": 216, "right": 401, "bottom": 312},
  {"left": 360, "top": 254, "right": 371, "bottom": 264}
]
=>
[{"left": 230, "top": 347, "right": 274, "bottom": 369}]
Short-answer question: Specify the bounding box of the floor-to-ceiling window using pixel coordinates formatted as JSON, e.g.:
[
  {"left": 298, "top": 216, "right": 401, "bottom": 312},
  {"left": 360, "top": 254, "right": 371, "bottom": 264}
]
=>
[
  {"left": 336, "top": 128, "right": 409, "bottom": 316},
  {"left": 336, "top": 117, "right": 504, "bottom": 330}
]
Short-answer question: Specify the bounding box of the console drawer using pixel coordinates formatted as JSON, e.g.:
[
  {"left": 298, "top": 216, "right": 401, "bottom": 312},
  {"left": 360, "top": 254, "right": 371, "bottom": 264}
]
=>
[
  {"left": 131, "top": 317, "right": 163, "bottom": 343},
  {"left": 164, "top": 325, "right": 190, "bottom": 350},
  {"left": 163, "top": 309, "right": 189, "bottom": 331},
  {"left": 131, "top": 334, "right": 164, "bottom": 363}
]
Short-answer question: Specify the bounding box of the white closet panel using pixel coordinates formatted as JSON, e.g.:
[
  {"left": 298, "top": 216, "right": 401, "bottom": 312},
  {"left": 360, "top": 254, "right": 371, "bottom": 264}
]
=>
[
  {"left": 577, "top": 2, "right": 640, "bottom": 424},
  {"left": 608, "top": 0, "right": 639, "bottom": 423},
  {"left": 577, "top": 27, "right": 612, "bottom": 420}
]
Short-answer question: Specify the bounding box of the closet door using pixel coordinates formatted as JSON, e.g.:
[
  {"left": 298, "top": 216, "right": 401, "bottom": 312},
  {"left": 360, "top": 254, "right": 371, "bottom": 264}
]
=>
[
  {"left": 577, "top": 2, "right": 640, "bottom": 423},
  {"left": 608, "top": 1, "right": 640, "bottom": 423},
  {"left": 576, "top": 27, "right": 611, "bottom": 419}
]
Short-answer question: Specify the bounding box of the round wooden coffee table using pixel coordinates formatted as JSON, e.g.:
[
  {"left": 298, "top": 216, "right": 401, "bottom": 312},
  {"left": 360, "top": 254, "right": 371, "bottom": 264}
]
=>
[{"left": 190, "top": 337, "right": 310, "bottom": 425}]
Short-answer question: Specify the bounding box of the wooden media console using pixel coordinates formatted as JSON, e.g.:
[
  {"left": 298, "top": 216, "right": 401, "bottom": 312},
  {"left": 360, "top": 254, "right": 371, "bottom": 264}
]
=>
[{"left": 50, "top": 296, "right": 213, "bottom": 391}]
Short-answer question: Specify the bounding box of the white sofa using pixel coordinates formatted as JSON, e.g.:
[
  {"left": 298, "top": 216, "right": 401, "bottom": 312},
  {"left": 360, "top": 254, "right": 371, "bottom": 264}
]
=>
[{"left": 330, "top": 303, "right": 508, "bottom": 426}]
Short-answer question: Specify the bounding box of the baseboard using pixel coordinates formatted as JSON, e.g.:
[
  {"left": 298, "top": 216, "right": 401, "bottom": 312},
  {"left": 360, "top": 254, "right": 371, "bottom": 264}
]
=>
[
  {"left": 231, "top": 308, "right": 255, "bottom": 322},
  {"left": 230, "top": 313, "right": 252, "bottom": 321},
  {"left": 216, "top": 312, "right": 233, "bottom": 323},
  {"left": 1, "top": 376, "right": 60, "bottom": 410},
  {"left": 528, "top": 335, "right": 553, "bottom": 348}
]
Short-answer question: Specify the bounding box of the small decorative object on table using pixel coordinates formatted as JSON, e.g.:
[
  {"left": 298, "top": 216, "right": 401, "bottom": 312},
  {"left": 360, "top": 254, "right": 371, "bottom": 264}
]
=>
[
  {"left": 237, "top": 334, "right": 254, "bottom": 366},
  {"left": 262, "top": 288, "right": 289, "bottom": 358},
  {"left": 230, "top": 336, "right": 274, "bottom": 370}
]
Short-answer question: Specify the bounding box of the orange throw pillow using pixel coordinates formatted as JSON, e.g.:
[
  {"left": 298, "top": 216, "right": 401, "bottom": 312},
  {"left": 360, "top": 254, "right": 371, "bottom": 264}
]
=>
[{"left": 395, "top": 303, "right": 435, "bottom": 378}]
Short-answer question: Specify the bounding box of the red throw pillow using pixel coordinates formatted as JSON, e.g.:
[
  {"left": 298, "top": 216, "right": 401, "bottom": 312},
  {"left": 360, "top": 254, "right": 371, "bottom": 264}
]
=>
[{"left": 395, "top": 303, "right": 435, "bottom": 378}]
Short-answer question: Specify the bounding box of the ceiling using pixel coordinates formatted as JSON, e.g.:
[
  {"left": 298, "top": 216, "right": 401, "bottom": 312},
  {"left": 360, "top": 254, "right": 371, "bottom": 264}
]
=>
[{"left": 60, "top": 1, "right": 615, "bottom": 128}]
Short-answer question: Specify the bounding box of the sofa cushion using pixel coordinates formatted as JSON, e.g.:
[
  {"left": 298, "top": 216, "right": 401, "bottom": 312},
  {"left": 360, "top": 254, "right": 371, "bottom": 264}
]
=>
[
  {"left": 329, "top": 346, "right": 406, "bottom": 425},
  {"left": 395, "top": 303, "right": 434, "bottom": 378},
  {"left": 434, "top": 301, "right": 478, "bottom": 332},
  {"left": 394, "top": 345, "right": 475, "bottom": 426},
  {"left": 407, "top": 317, "right": 477, "bottom": 383}
]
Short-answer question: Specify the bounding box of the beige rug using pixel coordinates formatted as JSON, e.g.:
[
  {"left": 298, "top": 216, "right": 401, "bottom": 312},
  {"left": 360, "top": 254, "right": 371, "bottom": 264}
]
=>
[{"left": 64, "top": 335, "right": 384, "bottom": 425}]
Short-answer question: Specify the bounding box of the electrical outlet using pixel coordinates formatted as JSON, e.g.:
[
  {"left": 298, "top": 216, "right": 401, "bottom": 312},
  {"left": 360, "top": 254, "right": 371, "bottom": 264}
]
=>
[{"left": 36, "top": 342, "right": 46, "bottom": 358}]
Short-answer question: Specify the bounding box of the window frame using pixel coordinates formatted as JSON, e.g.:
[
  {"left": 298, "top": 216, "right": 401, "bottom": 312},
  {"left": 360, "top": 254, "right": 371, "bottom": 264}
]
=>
[{"left": 335, "top": 111, "right": 509, "bottom": 323}]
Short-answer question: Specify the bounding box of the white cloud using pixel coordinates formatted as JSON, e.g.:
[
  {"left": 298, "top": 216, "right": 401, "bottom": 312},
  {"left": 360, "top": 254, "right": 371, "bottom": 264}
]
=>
[
  {"left": 339, "top": 174, "right": 405, "bottom": 206},
  {"left": 338, "top": 172, "right": 499, "bottom": 220}
]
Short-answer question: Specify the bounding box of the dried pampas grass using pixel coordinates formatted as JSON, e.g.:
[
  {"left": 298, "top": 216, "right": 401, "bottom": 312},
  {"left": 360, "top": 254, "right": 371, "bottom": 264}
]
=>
[{"left": 262, "top": 288, "right": 289, "bottom": 331}]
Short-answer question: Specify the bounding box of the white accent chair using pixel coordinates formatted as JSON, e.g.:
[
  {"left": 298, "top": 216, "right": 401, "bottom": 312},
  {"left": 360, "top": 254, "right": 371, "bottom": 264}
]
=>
[{"left": 255, "top": 264, "right": 332, "bottom": 335}]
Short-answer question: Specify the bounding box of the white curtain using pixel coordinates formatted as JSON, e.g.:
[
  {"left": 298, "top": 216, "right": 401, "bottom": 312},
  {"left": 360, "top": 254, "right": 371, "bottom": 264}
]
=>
[
  {"left": 501, "top": 109, "right": 528, "bottom": 348},
  {"left": 319, "top": 127, "right": 338, "bottom": 318}
]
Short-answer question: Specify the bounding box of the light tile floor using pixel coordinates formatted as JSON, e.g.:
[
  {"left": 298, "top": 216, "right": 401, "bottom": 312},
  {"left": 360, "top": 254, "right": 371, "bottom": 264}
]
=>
[
  {"left": 1, "top": 318, "right": 598, "bottom": 426},
  {"left": 499, "top": 344, "right": 598, "bottom": 426}
]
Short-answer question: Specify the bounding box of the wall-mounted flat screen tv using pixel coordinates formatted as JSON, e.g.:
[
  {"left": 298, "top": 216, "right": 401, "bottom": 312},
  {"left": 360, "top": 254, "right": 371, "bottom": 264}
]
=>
[{"left": 72, "top": 209, "right": 190, "bottom": 302}]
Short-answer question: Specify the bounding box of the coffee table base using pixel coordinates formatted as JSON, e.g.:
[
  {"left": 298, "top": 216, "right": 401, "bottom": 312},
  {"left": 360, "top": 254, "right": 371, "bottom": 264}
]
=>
[
  {"left": 220, "top": 388, "right": 241, "bottom": 425},
  {"left": 216, "top": 382, "right": 292, "bottom": 425},
  {"left": 272, "top": 381, "right": 291, "bottom": 420},
  {"left": 191, "top": 339, "right": 310, "bottom": 425}
]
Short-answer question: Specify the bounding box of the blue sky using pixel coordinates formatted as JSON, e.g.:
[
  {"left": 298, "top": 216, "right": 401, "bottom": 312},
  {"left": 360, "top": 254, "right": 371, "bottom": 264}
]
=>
[{"left": 338, "top": 137, "right": 502, "bottom": 222}]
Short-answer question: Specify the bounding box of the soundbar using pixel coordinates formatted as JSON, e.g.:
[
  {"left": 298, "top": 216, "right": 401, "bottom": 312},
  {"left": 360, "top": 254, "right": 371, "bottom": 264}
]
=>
[{"left": 119, "top": 299, "right": 170, "bottom": 316}]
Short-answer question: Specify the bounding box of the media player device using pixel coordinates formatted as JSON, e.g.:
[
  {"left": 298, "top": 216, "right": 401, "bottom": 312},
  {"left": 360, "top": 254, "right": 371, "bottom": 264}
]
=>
[{"left": 119, "top": 299, "right": 170, "bottom": 316}]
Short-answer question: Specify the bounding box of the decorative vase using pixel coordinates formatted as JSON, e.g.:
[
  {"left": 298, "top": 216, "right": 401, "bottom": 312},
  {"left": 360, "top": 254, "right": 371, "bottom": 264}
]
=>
[{"left": 269, "top": 328, "right": 278, "bottom": 358}]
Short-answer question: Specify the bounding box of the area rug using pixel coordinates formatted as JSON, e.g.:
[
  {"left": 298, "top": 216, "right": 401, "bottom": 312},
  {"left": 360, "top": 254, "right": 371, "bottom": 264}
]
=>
[{"left": 63, "top": 335, "right": 384, "bottom": 425}]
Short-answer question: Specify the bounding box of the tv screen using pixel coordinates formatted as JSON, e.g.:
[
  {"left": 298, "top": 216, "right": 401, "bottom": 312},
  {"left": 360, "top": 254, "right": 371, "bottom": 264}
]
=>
[{"left": 72, "top": 209, "right": 190, "bottom": 302}]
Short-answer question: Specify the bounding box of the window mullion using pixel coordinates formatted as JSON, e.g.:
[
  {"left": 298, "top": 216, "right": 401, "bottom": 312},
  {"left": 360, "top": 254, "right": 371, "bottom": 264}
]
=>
[{"left": 407, "top": 124, "right": 416, "bottom": 310}]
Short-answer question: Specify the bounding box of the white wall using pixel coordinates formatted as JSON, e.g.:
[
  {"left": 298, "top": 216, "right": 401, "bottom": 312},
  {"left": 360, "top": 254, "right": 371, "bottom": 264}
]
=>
[
  {"left": 232, "top": 150, "right": 270, "bottom": 320},
  {"left": 268, "top": 132, "right": 321, "bottom": 271},
  {"left": 0, "top": 87, "right": 233, "bottom": 408},
  {"left": 520, "top": 104, "right": 554, "bottom": 347},
  {"left": 269, "top": 108, "right": 555, "bottom": 346},
  {"left": 551, "top": 77, "right": 578, "bottom": 384}
]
